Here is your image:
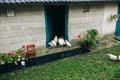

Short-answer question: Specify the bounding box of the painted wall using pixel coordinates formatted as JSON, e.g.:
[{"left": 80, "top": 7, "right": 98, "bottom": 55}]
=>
[
  {"left": 102, "top": 3, "right": 118, "bottom": 35},
  {"left": 0, "top": 4, "right": 46, "bottom": 52},
  {"left": 0, "top": 3, "right": 118, "bottom": 52},
  {"left": 68, "top": 3, "right": 118, "bottom": 40}
]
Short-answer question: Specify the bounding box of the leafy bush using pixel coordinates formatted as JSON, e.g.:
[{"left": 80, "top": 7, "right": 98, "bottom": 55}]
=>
[
  {"left": 6, "top": 55, "right": 13, "bottom": 63},
  {"left": 89, "top": 39, "right": 98, "bottom": 48},
  {"left": 86, "top": 29, "right": 98, "bottom": 39},
  {"left": 0, "top": 53, "right": 8, "bottom": 63},
  {"left": 81, "top": 29, "right": 99, "bottom": 50}
]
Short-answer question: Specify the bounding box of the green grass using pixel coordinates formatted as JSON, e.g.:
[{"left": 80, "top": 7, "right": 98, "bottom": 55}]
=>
[{"left": 1, "top": 45, "right": 120, "bottom": 80}]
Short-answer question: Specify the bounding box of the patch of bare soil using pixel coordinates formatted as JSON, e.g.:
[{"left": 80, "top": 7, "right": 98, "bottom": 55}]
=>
[{"left": 98, "top": 33, "right": 120, "bottom": 49}]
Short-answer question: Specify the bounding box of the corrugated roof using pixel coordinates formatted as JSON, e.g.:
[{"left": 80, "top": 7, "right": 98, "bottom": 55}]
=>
[{"left": 0, "top": 0, "right": 119, "bottom": 4}]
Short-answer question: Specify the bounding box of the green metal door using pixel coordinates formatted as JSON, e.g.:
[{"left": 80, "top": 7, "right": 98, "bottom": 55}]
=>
[
  {"left": 45, "top": 6, "right": 54, "bottom": 47},
  {"left": 65, "top": 6, "right": 68, "bottom": 40},
  {"left": 45, "top": 5, "right": 68, "bottom": 47}
]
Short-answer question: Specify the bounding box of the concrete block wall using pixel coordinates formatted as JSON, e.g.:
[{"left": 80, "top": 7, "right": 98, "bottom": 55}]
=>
[
  {"left": 68, "top": 3, "right": 118, "bottom": 40},
  {"left": 102, "top": 3, "right": 118, "bottom": 35},
  {"left": 0, "top": 4, "right": 46, "bottom": 52},
  {"left": 0, "top": 3, "right": 118, "bottom": 52}
]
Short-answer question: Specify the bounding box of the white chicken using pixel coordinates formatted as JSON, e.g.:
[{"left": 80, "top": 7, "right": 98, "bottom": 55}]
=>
[
  {"left": 107, "top": 54, "right": 117, "bottom": 60},
  {"left": 58, "top": 38, "right": 64, "bottom": 46},
  {"left": 65, "top": 40, "right": 71, "bottom": 47},
  {"left": 48, "top": 40, "right": 56, "bottom": 47},
  {"left": 118, "top": 55, "right": 120, "bottom": 60},
  {"left": 48, "top": 41, "right": 54, "bottom": 47},
  {"left": 52, "top": 40, "right": 57, "bottom": 46},
  {"left": 54, "top": 35, "right": 58, "bottom": 43},
  {"left": 61, "top": 38, "right": 66, "bottom": 45}
]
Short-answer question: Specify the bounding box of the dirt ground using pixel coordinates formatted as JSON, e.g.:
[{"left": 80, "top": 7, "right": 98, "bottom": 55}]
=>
[
  {"left": 36, "top": 33, "right": 120, "bottom": 56},
  {"left": 98, "top": 33, "right": 120, "bottom": 49}
]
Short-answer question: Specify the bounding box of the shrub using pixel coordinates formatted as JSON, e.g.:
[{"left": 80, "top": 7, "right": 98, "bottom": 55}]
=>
[
  {"left": 81, "top": 29, "right": 99, "bottom": 50},
  {"left": 0, "top": 53, "right": 7, "bottom": 63}
]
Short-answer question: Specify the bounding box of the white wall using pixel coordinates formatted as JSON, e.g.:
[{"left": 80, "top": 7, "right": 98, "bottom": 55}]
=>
[
  {"left": 68, "top": 3, "right": 118, "bottom": 41},
  {"left": 0, "top": 4, "right": 46, "bottom": 52},
  {"left": 0, "top": 3, "right": 119, "bottom": 52},
  {"left": 102, "top": 3, "right": 118, "bottom": 35},
  {"left": 68, "top": 3, "right": 104, "bottom": 40}
]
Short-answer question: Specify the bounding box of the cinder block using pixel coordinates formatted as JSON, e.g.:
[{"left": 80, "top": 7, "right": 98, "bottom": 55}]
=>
[
  {"left": 9, "top": 25, "right": 22, "bottom": 31},
  {"left": 3, "top": 17, "right": 18, "bottom": 24},
  {"left": 0, "top": 26, "right": 8, "bottom": 32},
  {"left": 0, "top": 19, "right": 2, "bottom": 24}
]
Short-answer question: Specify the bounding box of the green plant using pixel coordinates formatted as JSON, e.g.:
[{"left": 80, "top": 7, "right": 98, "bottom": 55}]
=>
[
  {"left": 6, "top": 55, "right": 13, "bottom": 63},
  {"left": 12, "top": 54, "right": 18, "bottom": 62},
  {"left": 110, "top": 14, "right": 119, "bottom": 20},
  {"left": 12, "top": 51, "right": 20, "bottom": 62},
  {"left": 12, "top": 48, "right": 24, "bottom": 62},
  {"left": 0, "top": 53, "right": 7, "bottom": 63},
  {"left": 16, "top": 48, "right": 23, "bottom": 55},
  {"left": 89, "top": 39, "right": 98, "bottom": 48},
  {"left": 81, "top": 29, "right": 99, "bottom": 50},
  {"left": 86, "top": 29, "right": 98, "bottom": 39},
  {"left": 0, "top": 48, "right": 25, "bottom": 65}
]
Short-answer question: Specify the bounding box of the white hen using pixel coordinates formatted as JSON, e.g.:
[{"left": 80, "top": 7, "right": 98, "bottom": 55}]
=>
[
  {"left": 48, "top": 42, "right": 54, "bottom": 47},
  {"left": 65, "top": 40, "right": 71, "bottom": 47},
  {"left": 48, "top": 40, "right": 56, "bottom": 47},
  {"left": 61, "top": 38, "right": 66, "bottom": 45},
  {"left": 54, "top": 35, "right": 58, "bottom": 43},
  {"left": 108, "top": 54, "right": 117, "bottom": 60},
  {"left": 58, "top": 38, "right": 64, "bottom": 46},
  {"left": 52, "top": 40, "right": 57, "bottom": 47}
]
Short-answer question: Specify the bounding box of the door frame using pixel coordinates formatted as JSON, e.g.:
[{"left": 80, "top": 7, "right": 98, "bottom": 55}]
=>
[
  {"left": 115, "top": 3, "right": 120, "bottom": 36},
  {"left": 44, "top": 5, "right": 68, "bottom": 47}
]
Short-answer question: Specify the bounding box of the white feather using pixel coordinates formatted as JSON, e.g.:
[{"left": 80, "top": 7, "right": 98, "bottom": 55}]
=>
[
  {"left": 54, "top": 35, "right": 58, "bottom": 43},
  {"left": 108, "top": 54, "right": 117, "bottom": 60},
  {"left": 65, "top": 40, "right": 71, "bottom": 47},
  {"left": 48, "top": 40, "right": 56, "bottom": 47},
  {"left": 51, "top": 40, "right": 56, "bottom": 47},
  {"left": 48, "top": 42, "right": 54, "bottom": 47},
  {"left": 61, "top": 38, "right": 66, "bottom": 45},
  {"left": 58, "top": 38, "right": 63, "bottom": 46}
]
